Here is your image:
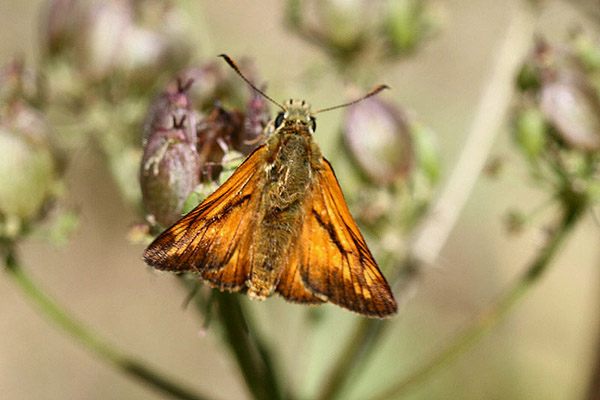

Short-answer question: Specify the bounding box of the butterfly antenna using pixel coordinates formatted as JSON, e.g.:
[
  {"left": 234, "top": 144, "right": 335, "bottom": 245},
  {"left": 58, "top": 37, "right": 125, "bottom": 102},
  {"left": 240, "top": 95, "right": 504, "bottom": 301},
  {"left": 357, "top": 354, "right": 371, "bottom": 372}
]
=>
[
  {"left": 176, "top": 77, "right": 195, "bottom": 93},
  {"left": 219, "top": 54, "right": 285, "bottom": 111},
  {"left": 312, "top": 84, "right": 390, "bottom": 114}
]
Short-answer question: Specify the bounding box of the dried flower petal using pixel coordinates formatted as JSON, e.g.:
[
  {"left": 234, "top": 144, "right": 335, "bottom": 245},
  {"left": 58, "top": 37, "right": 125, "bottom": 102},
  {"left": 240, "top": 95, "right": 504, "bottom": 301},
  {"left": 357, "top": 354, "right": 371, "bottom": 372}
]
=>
[{"left": 196, "top": 106, "right": 245, "bottom": 180}]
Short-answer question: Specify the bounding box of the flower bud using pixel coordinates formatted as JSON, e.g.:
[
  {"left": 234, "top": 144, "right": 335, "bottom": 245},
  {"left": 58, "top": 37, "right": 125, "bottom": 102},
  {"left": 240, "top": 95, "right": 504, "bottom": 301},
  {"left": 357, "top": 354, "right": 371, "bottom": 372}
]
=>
[
  {"left": 411, "top": 122, "right": 440, "bottom": 183},
  {"left": 516, "top": 60, "right": 542, "bottom": 92},
  {"left": 75, "top": 0, "right": 132, "bottom": 81},
  {"left": 571, "top": 29, "right": 600, "bottom": 72},
  {"left": 118, "top": 21, "right": 190, "bottom": 85},
  {"left": 540, "top": 70, "right": 600, "bottom": 151},
  {"left": 140, "top": 116, "right": 201, "bottom": 227},
  {"left": 314, "top": 0, "right": 382, "bottom": 54},
  {"left": 343, "top": 96, "right": 413, "bottom": 185},
  {"left": 516, "top": 38, "right": 551, "bottom": 93},
  {"left": 513, "top": 106, "right": 548, "bottom": 159},
  {"left": 143, "top": 78, "right": 197, "bottom": 146},
  {"left": 384, "top": 0, "right": 443, "bottom": 54},
  {"left": 0, "top": 103, "right": 60, "bottom": 227}
]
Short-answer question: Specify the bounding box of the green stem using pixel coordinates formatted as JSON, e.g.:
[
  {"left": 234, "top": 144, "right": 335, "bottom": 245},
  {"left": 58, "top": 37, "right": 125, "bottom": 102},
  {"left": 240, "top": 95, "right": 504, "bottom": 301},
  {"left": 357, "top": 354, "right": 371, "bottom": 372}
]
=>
[
  {"left": 183, "top": 282, "right": 285, "bottom": 400},
  {"left": 367, "top": 203, "right": 585, "bottom": 400},
  {"left": 2, "top": 246, "right": 213, "bottom": 400},
  {"left": 316, "top": 319, "right": 386, "bottom": 400},
  {"left": 212, "top": 291, "right": 285, "bottom": 400}
]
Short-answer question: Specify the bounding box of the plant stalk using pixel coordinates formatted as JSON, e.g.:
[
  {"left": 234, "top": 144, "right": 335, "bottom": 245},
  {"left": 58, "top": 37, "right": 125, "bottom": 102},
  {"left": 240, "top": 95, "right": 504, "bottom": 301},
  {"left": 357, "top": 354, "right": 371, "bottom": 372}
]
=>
[
  {"left": 316, "top": 2, "right": 539, "bottom": 399},
  {"left": 367, "top": 202, "right": 585, "bottom": 400},
  {"left": 2, "top": 245, "right": 213, "bottom": 400}
]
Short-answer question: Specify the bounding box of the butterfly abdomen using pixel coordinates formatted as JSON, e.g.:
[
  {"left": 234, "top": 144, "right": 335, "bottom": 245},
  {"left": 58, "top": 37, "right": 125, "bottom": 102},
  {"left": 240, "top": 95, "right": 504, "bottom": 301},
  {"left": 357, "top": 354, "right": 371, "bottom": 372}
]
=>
[{"left": 248, "top": 130, "right": 313, "bottom": 299}]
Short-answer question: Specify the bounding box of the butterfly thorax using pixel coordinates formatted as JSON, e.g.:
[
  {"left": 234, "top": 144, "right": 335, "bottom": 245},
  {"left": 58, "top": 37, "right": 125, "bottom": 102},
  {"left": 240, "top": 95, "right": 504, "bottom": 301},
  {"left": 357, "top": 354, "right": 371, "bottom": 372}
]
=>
[{"left": 248, "top": 102, "right": 321, "bottom": 299}]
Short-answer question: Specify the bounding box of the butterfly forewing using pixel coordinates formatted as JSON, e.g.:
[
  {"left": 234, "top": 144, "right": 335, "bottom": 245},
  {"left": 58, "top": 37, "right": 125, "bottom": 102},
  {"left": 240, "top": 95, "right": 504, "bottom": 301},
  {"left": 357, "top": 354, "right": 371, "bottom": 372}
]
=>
[
  {"left": 298, "top": 159, "right": 398, "bottom": 318},
  {"left": 143, "top": 145, "right": 266, "bottom": 290}
]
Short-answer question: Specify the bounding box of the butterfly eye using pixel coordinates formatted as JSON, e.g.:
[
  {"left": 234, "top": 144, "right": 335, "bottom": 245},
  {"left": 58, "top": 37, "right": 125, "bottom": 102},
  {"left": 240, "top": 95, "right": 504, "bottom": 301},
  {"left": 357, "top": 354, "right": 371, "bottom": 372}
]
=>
[
  {"left": 310, "top": 116, "right": 317, "bottom": 132},
  {"left": 275, "top": 112, "right": 285, "bottom": 128}
]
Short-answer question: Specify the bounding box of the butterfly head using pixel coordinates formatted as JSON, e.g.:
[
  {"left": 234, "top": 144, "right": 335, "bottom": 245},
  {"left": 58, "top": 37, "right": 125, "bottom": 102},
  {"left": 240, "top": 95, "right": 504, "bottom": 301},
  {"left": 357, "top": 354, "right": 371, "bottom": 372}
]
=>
[{"left": 272, "top": 99, "right": 317, "bottom": 134}]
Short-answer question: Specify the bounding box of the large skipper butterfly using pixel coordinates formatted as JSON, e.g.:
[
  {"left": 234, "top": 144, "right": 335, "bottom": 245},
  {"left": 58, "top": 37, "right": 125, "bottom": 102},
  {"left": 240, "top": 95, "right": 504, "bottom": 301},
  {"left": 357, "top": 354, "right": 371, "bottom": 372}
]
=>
[{"left": 144, "top": 55, "right": 397, "bottom": 318}]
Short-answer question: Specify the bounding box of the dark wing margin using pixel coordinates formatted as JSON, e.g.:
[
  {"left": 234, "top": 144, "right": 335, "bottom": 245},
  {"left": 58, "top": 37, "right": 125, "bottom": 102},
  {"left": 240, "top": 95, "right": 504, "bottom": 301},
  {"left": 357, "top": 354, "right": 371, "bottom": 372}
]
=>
[
  {"left": 299, "top": 158, "right": 397, "bottom": 318},
  {"left": 143, "top": 145, "right": 266, "bottom": 291}
]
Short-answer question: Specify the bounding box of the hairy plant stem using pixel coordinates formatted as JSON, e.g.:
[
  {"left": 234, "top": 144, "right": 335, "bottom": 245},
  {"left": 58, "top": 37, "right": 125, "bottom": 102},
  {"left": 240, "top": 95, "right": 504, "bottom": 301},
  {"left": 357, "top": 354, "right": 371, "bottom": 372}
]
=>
[
  {"left": 2, "top": 245, "right": 213, "bottom": 400},
  {"left": 316, "top": 2, "right": 539, "bottom": 399}
]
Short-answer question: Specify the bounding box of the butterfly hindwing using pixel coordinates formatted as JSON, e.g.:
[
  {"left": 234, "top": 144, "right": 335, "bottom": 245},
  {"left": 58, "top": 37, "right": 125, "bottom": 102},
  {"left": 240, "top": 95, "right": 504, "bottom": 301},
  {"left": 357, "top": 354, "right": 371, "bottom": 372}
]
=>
[
  {"left": 275, "top": 244, "right": 326, "bottom": 305},
  {"left": 298, "top": 159, "right": 398, "bottom": 317},
  {"left": 143, "top": 145, "right": 266, "bottom": 290}
]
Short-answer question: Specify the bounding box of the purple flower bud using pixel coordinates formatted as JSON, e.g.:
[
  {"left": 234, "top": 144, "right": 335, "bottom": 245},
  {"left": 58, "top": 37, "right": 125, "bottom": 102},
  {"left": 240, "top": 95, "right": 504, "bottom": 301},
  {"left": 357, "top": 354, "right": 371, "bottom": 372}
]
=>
[
  {"left": 540, "top": 70, "right": 600, "bottom": 151},
  {"left": 344, "top": 97, "right": 413, "bottom": 185},
  {"left": 143, "top": 78, "right": 197, "bottom": 146},
  {"left": 140, "top": 116, "right": 201, "bottom": 227}
]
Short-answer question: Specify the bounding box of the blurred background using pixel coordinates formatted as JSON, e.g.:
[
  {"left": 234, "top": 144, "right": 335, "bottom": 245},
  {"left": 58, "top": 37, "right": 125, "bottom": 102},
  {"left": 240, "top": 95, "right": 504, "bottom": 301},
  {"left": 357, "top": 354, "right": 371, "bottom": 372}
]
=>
[{"left": 0, "top": 0, "right": 599, "bottom": 399}]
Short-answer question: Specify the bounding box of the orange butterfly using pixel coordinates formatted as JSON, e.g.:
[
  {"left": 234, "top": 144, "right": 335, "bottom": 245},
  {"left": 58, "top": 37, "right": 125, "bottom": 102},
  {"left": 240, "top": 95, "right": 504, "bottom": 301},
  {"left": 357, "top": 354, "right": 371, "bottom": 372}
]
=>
[{"left": 144, "top": 55, "right": 397, "bottom": 318}]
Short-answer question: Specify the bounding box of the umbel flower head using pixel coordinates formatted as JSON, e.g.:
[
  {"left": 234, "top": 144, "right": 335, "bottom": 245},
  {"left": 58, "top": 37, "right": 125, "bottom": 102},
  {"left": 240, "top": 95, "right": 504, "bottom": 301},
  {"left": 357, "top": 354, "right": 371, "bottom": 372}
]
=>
[{"left": 510, "top": 33, "right": 600, "bottom": 225}]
